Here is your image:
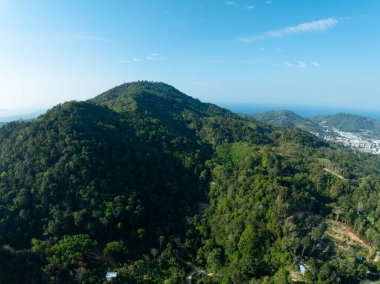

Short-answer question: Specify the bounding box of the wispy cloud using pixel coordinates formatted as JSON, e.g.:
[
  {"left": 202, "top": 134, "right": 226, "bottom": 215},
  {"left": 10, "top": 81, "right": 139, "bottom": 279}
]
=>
[
  {"left": 284, "top": 60, "right": 321, "bottom": 69},
  {"left": 297, "top": 61, "right": 307, "bottom": 68},
  {"left": 284, "top": 61, "right": 307, "bottom": 68},
  {"left": 121, "top": 53, "right": 164, "bottom": 64},
  {"left": 120, "top": 58, "right": 142, "bottom": 64},
  {"left": 266, "top": 0, "right": 272, "bottom": 4},
  {"left": 284, "top": 61, "right": 294, "bottom": 67},
  {"left": 311, "top": 61, "right": 320, "bottom": 67},
  {"left": 146, "top": 53, "right": 163, "bottom": 61},
  {"left": 240, "top": 18, "right": 338, "bottom": 42},
  {"left": 246, "top": 5, "right": 255, "bottom": 10},
  {"left": 225, "top": 1, "right": 236, "bottom": 6}
]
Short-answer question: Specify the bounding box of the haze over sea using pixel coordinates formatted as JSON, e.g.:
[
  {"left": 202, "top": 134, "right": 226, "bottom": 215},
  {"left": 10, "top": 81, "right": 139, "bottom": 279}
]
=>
[{"left": 224, "top": 104, "right": 380, "bottom": 122}]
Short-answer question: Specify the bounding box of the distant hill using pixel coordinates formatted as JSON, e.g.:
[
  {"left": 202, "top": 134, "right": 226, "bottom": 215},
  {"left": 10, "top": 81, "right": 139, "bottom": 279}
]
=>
[
  {"left": 310, "top": 113, "right": 380, "bottom": 134},
  {"left": 247, "top": 110, "right": 322, "bottom": 133},
  {"left": 245, "top": 110, "right": 380, "bottom": 154},
  {"left": 0, "top": 111, "right": 43, "bottom": 122}
]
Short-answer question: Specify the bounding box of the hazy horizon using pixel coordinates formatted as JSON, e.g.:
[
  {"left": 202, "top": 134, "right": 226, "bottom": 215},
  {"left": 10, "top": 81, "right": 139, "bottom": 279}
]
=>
[{"left": 2, "top": 99, "right": 380, "bottom": 123}]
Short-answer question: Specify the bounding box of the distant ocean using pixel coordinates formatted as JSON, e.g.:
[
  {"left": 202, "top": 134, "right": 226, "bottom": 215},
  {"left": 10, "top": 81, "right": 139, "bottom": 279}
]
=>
[
  {"left": 0, "top": 110, "right": 46, "bottom": 122},
  {"left": 222, "top": 104, "right": 380, "bottom": 122}
]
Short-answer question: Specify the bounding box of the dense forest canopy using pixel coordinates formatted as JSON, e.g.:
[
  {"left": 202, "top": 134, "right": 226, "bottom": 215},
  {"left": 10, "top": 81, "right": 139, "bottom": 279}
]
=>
[{"left": 0, "top": 81, "right": 380, "bottom": 283}]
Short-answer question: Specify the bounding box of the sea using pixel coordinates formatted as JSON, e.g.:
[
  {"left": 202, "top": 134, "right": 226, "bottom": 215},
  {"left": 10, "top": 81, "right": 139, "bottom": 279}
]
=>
[
  {"left": 0, "top": 109, "right": 46, "bottom": 122},
  {"left": 222, "top": 104, "right": 380, "bottom": 122}
]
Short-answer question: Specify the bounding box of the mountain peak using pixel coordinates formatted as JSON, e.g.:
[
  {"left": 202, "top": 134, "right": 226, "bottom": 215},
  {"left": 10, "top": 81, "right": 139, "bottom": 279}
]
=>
[
  {"left": 91, "top": 81, "right": 231, "bottom": 117},
  {"left": 92, "top": 81, "right": 189, "bottom": 104}
]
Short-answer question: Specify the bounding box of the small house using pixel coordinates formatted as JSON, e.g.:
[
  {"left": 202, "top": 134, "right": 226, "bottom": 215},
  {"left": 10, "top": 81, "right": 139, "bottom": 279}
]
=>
[
  {"left": 299, "top": 264, "right": 306, "bottom": 275},
  {"left": 106, "top": 272, "right": 118, "bottom": 281}
]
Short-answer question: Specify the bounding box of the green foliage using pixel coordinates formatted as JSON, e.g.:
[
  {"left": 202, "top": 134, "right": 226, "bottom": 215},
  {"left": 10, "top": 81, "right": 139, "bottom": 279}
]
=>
[
  {"left": 248, "top": 109, "right": 322, "bottom": 134},
  {"left": 312, "top": 113, "right": 380, "bottom": 134},
  {"left": 46, "top": 234, "right": 97, "bottom": 280},
  {"left": 103, "top": 241, "right": 126, "bottom": 259}
]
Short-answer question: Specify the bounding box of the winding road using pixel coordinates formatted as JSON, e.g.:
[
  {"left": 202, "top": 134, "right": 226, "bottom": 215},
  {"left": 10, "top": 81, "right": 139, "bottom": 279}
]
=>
[
  {"left": 185, "top": 268, "right": 214, "bottom": 284},
  {"left": 185, "top": 270, "right": 197, "bottom": 284}
]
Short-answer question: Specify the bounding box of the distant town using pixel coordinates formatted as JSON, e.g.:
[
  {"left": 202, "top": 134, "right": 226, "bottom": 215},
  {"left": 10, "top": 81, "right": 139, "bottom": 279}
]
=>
[{"left": 319, "top": 128, "right": 380, "bottom": 155}]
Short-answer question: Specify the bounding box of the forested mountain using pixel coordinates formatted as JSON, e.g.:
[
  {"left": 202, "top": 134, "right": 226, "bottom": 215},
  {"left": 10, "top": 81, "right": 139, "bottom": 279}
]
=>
[
  {"left": 249, "top": 110, "right": 380, "bottom": 135},
  {"left": 311, "top": 113, "right": 380, "bottom": 134},
  {"left": 1, "top": 81, "right": 380, "bottom": 283},
  {"left": 250, "top": 110, "right": 380, "bottom": 154},
  {"left": 246, "top": 110, "right": 322, "bottom": 133}
]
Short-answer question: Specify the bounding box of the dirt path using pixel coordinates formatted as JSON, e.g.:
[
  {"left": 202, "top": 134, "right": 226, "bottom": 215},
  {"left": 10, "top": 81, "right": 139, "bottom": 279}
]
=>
[
  {"left": 326, "top": 219, "right": 372, "bottom": 256},
  {"left": 185, "top": 269, "right": 214, "bottom": 284},
  {"left": 176, "top": 256, "right": 214, "bottom": 284},
  {"left": 324, "top": 168, "right": 347, "bottom": 180},
  {"left": 185, "top": 270, "right": 197, "bottom": 284}
]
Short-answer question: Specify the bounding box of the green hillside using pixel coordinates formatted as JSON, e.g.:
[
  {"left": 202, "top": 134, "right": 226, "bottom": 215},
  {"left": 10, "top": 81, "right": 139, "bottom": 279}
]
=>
[
  {"left": 310, "top": 113, "right": 380, "bottom": 134},
  {"left": 246, "top": 110, "right": 322, "bottom": 133},
  {"left": 0, "top": 82, "right": 380, "bottom": 283},
  {"left": 247, "top": 110, "right": 380, "bottom": 136}
]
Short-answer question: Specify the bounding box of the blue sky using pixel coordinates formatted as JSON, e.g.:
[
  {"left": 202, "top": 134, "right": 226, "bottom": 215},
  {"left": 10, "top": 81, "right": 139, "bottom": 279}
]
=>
[{"left": 0, "top": 0, "right": 379, "bottom": 113}]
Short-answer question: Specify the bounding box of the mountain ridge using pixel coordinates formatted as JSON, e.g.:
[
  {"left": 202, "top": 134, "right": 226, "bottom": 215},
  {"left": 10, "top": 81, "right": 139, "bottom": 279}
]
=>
[
  {"left": 248, "top": 109, "right": 380, "bottom": 154},
  {"left": 311, "top": 112, "right": 380, "bottom": 134}
]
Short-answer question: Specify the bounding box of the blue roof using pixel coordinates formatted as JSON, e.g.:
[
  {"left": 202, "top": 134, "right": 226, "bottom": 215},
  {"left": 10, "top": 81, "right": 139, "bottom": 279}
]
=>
[{"left": 106, "top": 272, "right": 118, "bottom": 280}]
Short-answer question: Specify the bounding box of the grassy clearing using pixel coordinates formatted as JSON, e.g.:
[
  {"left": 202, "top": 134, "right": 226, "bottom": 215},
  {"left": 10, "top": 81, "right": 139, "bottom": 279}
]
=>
[{"left": 325, "top": 219, "right": 371, "bottom": 258}]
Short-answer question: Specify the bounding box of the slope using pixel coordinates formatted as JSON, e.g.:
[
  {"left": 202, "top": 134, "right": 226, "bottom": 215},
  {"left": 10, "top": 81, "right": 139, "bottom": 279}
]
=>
[
  {"left": 310, "top": 113, "right": 380, "bottom": 135},
  {"left": 250, "top": 110, "right": 320, "bottom": 131}
]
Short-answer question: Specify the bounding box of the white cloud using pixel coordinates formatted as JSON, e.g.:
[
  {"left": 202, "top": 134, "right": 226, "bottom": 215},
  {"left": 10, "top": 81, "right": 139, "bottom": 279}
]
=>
[
  {"left": 225, "top": 1, "right": 236, "bottom": 5},
  {"left": 284, "top": 61, "right": 310, "bottom": 69},
  {"left": 146, "top": 53, "right": 163, "bottom": 61},
  {"left": 311, "top": 61, "right": 320, "bottom": 67},
  {"left": 246, "top": 5, "right": 255, "bottom": 10},
  {"left": 297, "top": 61, "right": 307, "bottom": 68},
  {"left": 240, "top": 18, "right": 338, "bottom": 42},
  {"left": 284, "top": 61, "right": 294, "bottom": 67},
  {"left": 120, "top": 58, "right": 142, "bottom": 64}
]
